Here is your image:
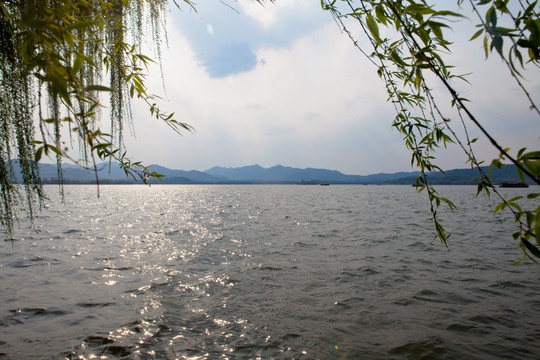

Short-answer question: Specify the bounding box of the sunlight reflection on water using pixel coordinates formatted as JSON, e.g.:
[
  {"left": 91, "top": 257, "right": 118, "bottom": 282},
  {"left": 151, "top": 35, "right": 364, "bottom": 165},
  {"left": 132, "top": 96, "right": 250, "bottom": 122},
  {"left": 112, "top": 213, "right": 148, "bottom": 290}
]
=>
[{"left": 0, "top": 185, "right": 539, "bottom": 359}]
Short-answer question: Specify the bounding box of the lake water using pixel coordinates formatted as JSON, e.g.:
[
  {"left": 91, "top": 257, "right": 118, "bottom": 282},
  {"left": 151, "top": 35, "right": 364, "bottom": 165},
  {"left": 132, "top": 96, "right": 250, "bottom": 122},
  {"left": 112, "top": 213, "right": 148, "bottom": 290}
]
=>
[{"left": 0, "top": 185, "right": 539, "bottom": 359}]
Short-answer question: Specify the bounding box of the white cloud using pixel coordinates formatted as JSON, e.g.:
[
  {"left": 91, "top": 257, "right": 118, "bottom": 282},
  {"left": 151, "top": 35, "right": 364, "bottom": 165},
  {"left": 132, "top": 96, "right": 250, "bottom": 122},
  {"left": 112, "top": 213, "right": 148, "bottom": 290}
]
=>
[
  {"left": 121, "top": 0, "right": 539, "bottom": 175},
  {"left": 239, "top": 0, "right": 279, "bottom": 29}
]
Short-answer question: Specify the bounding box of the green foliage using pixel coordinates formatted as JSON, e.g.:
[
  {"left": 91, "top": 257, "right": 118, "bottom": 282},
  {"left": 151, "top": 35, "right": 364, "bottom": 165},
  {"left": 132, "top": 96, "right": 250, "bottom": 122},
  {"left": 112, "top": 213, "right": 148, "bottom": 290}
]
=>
[
  {"left": 0, "top": 0, "right": 193, "bottom": 237},
  {"left": 322, "top": 0, "right": 540, "bottom": 261}
]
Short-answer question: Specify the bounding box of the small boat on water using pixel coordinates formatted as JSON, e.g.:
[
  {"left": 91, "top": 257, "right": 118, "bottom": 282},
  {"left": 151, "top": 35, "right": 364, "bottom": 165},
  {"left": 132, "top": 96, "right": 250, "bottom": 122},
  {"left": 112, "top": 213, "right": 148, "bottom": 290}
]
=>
[
  {"left": 499, "top": 182, "right": 529, "bottom": 188},
  {"left": 320, "top": 183, "right": 330, "bottom": 186}
]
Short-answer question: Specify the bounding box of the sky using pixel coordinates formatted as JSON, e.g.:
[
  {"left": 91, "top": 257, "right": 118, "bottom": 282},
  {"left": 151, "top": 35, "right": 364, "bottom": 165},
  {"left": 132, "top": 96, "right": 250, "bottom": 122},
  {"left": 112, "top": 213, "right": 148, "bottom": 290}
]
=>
[{"left": 120, "top": 0, "right": 540, "bottom": 175}]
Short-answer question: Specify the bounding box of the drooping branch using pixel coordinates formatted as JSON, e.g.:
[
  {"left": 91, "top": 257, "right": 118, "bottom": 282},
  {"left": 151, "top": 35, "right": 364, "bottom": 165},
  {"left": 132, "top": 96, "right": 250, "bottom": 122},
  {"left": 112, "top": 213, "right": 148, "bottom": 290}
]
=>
[
  {"left": 383, "top": 1, "right": 540, "bottom": 186},
  {"left": 322, "top": 0, "right": 540, "bottom": 260},
  {"left": 0, "top": 0, "right": 194, "bottom": 238}
]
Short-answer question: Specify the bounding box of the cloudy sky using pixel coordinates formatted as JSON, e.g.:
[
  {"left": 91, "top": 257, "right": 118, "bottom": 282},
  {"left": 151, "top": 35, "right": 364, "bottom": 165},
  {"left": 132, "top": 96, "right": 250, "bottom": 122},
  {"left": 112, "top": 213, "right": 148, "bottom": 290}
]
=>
[{"left": 122, "top": 0, "right": 539, "bottom": 175}]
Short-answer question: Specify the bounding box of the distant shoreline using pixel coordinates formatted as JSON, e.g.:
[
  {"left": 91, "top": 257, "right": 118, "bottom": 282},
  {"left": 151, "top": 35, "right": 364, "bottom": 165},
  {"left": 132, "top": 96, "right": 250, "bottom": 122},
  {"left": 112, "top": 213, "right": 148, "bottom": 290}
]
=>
[
  {"left": 39, "top": 180, "right": 537, "bottom": 186},
  {"left": 13, "top": 161, "right": 533, "bottom": 186}
]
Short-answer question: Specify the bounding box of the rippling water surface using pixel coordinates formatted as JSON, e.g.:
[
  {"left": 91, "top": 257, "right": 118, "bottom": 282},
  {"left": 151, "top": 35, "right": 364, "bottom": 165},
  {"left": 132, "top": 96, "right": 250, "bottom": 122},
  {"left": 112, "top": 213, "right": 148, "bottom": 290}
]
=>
[{"left": 1, "top": 185, "right": 539, "bottom": 359}]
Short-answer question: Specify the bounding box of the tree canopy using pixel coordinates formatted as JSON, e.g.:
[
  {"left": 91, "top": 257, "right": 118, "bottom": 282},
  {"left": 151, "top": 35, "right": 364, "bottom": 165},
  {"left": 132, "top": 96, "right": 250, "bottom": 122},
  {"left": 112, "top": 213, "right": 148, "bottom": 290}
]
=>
[{"left": 1, "top": 0, "right": 539, "bottom": 261}]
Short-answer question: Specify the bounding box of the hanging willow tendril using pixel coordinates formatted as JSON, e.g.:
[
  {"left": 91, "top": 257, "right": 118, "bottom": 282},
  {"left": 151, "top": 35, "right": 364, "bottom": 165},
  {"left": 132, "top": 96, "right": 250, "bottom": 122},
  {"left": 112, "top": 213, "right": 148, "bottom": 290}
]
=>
[
  {"left": 0, "top": 0, "right": 194, "bottom": 238},
  {"left": 322, "top": 0, "right": 540, "bottom": 261}
]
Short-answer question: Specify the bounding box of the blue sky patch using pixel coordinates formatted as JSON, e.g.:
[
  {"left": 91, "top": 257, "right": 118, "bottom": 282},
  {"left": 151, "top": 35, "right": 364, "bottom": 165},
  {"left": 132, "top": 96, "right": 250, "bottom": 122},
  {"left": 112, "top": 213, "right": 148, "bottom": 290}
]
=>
[{"left": 205, "top": 42, "right": 257, "bottom": 77}]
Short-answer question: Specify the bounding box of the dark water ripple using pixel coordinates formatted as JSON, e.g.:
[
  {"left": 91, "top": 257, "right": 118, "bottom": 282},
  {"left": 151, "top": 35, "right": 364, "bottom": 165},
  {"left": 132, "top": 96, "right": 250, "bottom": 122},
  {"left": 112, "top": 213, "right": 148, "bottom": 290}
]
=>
[{"left": 0, "top": 185, "right": 539, "bottom": 359}]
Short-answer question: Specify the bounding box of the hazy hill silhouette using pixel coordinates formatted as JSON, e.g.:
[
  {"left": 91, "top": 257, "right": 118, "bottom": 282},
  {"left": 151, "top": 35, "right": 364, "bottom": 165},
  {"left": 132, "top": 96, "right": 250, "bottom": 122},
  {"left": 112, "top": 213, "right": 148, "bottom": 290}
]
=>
[{"left": 11, "top": 160, "right": 532, "bottom": 185}]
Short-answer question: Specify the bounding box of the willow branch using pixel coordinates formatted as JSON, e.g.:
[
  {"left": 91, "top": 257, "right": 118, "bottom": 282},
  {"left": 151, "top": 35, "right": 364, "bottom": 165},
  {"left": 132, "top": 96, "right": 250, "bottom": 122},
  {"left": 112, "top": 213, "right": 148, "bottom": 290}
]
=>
[{"left": 385, "top": 1, "right": 540, "bottom": 186}]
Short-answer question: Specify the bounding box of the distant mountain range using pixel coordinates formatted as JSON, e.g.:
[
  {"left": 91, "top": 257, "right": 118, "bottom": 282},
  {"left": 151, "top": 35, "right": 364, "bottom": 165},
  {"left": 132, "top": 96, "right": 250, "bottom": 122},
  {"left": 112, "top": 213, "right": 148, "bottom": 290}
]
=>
[
  {"left": 11, "top": 161, "right": 533, "bottom": 185},
  {"left": 204, "top": 165, "right": 418, "bottom": 184}
]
